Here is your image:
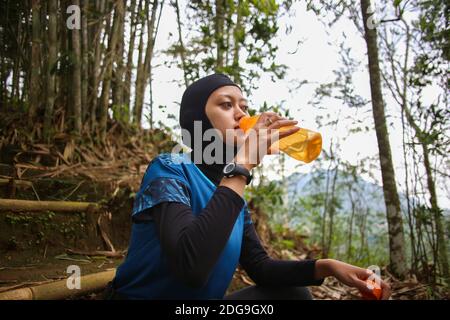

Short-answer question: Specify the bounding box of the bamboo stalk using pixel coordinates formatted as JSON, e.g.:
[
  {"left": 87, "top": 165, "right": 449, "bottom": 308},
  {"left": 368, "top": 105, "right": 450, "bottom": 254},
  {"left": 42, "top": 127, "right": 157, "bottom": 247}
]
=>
[
  {"left": 0, "top": 179, "right": 33, "bottom": 188},
  {"left": 0, "top": 199, "right": 100, "bottom": 212},
  {"left": 0, "top": 269, "right": 115, "bottom": 300}
]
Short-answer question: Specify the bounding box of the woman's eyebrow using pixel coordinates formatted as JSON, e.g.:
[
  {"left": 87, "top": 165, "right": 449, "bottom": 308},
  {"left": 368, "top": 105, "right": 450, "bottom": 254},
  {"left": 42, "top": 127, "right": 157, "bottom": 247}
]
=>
[{"left": 217, "top": 94, "right": 248, "bottom": 103}]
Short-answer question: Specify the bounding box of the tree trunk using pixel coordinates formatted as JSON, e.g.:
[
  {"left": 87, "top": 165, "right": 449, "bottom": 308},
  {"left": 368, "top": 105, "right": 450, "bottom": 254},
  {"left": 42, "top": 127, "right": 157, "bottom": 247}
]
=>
[
  {"left": 59, "top": 0, "right": 70, "bottom": 121},
  {"left": 124, "top": 0, "right": 139, "bottom": 108},
  {"left": 321, "top": 162, "right": 332, "bottom": 258},
  {"left": 71, "top": 0, "right": 82, "bottom": 134},
  {"left": 81, "top": 0, "right": 89, "bottom": 127},
  {"left": 98, "top": 0, "right": 122, "bottom": 142},
  {"left": 112, "top": 0, "right": 126, "bottom": 111},
  {"left": 0, "top": 13, "right": 5, "bottom": 108},
  {"left": 214, "top": 0, "right": 225, "bottom": 71},
  {"left": 174, "top": 0, "right": 188, "bottom": 88},
  {"left": 29, "top": 0, "right": 42, "bottom": 125},
  {"left": 133, "top": 1, "right": 148, "bottom": 126},
  {"left": 359, "top": 208, "right": 368, "bottom": 259},
  {"left": 147, "top": 0, "right": 164, "bottom": 130},
  {"left": 134, "top": 0, "right": 159, "bottom": 127},
  {"left": 422, "top": 143, "right": 449, "bottom": 284},
  {"left": 326, "top": 166, "right": 339, "bottom": 258},
  {"left": 11, "top": 14, "right": 23, "bottom": 102},
  {"left": 232, "top": 0, "right": 243, "bottom": 85},
  {"left": 360, "top": 0, "right": 407, "bottom": 278},
  {"left": 347, "top": 186, "right": 356, "bottom": 261},
  {"left": 89, "top": 0, "right": 107, "bottom": 133},
  {"left": 44, "top": 0, "right": 58, "bottom": 141}
]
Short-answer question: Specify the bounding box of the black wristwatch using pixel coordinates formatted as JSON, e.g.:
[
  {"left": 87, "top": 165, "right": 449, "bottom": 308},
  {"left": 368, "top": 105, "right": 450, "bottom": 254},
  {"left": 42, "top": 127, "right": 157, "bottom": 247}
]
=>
[{"left": 223, "top": 162, "right": 253, "bottom": 185}]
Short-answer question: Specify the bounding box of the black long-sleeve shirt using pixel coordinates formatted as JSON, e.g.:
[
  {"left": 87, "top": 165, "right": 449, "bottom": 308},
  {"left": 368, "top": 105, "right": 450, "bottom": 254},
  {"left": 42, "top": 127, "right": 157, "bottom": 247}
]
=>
[{"left": 148, "top": 185, "right": 324, "bottom": 288}]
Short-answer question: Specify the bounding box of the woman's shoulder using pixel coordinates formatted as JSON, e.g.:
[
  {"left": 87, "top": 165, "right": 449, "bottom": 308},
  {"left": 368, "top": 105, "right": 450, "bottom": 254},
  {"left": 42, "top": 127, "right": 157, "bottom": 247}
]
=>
[
  {"left": 149, "top": 153, "right": 192, "bottom": 170},
  {"left": 154, "top": 153, "right": 190, "bottom": 166},
  {"left": 143, "top": 153, "right": 191, "bottom": 182},
  {"left": 133, "top": 154, "right": 193, "bottom": 219}
]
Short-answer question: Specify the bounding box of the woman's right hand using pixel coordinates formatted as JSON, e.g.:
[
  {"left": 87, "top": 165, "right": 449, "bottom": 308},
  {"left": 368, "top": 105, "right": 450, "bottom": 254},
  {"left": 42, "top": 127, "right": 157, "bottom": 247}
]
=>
[
  {"left": 234, "top": 112, "right": 300, "bottom": 170},
  {"left": 316, "top": 259, "right": 391, "bottom": 300}
]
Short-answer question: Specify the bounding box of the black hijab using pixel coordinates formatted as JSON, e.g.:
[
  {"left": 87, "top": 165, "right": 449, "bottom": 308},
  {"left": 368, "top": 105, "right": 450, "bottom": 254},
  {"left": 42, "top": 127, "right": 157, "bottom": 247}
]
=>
[{"left": 179, "top": 74, "right": 242, "bottom": 186}]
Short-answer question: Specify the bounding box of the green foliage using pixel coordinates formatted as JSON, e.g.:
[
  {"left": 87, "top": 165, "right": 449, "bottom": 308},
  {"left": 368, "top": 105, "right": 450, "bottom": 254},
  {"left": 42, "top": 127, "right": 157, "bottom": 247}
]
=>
[
  {"left": 280, "top": 239, "right": 295, "bottom": 249},
  {"left": 165, "top": 0, "right": 291, "bottom": 93},
  {"left": 245, "top": 180, "right": 285, "bottom": 216},
  {"left": 6, "top": 236, "right": 18, "bottom": 250},
  {"left": 112, "top": 104, "right": 131, "bottom": 125},
  {"left": 404, "top": 1, "right": 450, "bottom": 158},
  {"left": 416, "top": 0, "right": 449, "bottom": 62},
  {"left": 58, "top": 221, "right": 77, "bottom": 239},
  {"left": 4, "top": 211, "right": 58, "bottom": 247},
  {"left": 286, "top": 168, "right": 391, "bottom": 267},
  {"left": 244, "top": 168, "right": 390, "bottom": 268},
  {"left": 5, "top": 211, "right": 56, "bottom": 228}
]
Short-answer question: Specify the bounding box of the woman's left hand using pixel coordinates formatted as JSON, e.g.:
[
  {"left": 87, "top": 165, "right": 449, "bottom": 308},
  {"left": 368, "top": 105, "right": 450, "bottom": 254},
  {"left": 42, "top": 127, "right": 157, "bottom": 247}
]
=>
[{"left": 315, "top": 259, "right": 391, "bottom": 300}]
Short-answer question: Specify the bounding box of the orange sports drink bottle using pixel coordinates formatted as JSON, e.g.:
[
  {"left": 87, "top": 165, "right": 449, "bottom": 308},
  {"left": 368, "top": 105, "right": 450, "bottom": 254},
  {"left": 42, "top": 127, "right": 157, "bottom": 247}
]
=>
[
  {"left": 360, "top": 279, "right": 382, "bottom": 300},
  {"left": 239, "top": 115, "right": 322, "bottom": 163}
]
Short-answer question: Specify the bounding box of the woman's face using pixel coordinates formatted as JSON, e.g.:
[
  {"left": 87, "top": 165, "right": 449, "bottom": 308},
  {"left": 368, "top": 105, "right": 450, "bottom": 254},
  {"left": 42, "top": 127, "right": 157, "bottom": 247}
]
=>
[{"left": 205, "top": 86, "right": 249, "bottom": 147}]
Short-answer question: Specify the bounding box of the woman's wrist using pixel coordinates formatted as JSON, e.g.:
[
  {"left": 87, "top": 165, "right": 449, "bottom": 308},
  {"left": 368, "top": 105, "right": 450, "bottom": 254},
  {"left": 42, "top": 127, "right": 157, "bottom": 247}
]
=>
[
  {"left": 314, "top": 258, "right": 336, "bottom": 280},
  {"left": 219, "top": 155, "right": 255, "bottom": 197},
  {"left": 233, "top": 155, "right": 256, "bottom": 171},
  {"left": 219, "top": 174, "right": 247, "bottom": 197}
]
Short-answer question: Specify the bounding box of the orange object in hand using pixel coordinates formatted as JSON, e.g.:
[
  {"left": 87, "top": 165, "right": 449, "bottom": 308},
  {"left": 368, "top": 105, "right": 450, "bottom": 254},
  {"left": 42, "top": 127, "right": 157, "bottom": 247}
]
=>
[
  {"left": 239, "top": 115, "right": 260, "bottom": 133},
  {"left": 239, "top": 115, "right": 322, "bottom": 163},
  {"left": 361, "top": 279, "right": 382, "bottom": 300}
]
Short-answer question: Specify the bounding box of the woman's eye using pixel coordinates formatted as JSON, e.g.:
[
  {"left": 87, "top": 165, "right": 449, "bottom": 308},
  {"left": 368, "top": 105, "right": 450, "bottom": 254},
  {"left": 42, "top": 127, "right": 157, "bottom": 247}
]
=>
[{"left": 221, "top": 102, "right": 248, "bottom": 112}]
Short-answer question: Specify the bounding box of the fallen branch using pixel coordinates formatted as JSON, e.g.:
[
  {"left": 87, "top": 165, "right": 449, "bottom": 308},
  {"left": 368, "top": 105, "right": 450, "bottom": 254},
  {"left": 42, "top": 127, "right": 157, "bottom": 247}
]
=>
[
  {"left": 13, "top": 163, "right": 83, "bottom": 179},
  {"left": 62, "top": 181, "right": 84, "bottom": 201},
  {"left": 98, "top": 212, "right": 116, "bottom": 252},
  {"left": 0, "top": 179, "right": 33, "bottom": 188},
  {"left": 14, "top": 163, "right": 58, "bottom": 171},
  {"left": 0, "top": 269, "right": 116, "bottom": 300},
  {"left": 66, "top": 248, "right": 127, "bottom": 258},
  {"left": 0, "top": 280, "right": 55, "bottom": 293},
  {"left": 393, "top": 284, "right": 430, "bottom": 295},
  {"left": 54, "top": 150, "right": 71, "bottom": 166},
  {"left": 0, "top": 280, "right": 18, "bottom": 284},
  {"left": 0, "top": 199, "right": 101, "bottom": 212}
]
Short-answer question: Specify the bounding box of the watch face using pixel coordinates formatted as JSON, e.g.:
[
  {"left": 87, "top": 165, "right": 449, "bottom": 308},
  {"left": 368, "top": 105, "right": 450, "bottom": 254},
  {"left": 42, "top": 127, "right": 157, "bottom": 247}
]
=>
[{"left": 224, "top": 162, "right": 235, "bottom": 174}]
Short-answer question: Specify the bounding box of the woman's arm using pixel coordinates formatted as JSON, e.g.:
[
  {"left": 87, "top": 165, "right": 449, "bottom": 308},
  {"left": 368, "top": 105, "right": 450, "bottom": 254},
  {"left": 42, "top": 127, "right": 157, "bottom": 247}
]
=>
[
  {"left": 239, "top": 223, "right": 324, "bottom": 287},
  {"left": 314, "top": 259, "right": 391, "bottom": 299},
  {"left": 239, "top": 225, "right": 391, "bottom": 299}
]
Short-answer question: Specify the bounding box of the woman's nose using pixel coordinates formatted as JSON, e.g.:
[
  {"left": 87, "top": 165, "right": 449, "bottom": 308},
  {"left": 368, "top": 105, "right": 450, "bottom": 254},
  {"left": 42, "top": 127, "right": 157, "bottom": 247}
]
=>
[{"left": 234, "top": 105, "right": 247, "bottom": 119}]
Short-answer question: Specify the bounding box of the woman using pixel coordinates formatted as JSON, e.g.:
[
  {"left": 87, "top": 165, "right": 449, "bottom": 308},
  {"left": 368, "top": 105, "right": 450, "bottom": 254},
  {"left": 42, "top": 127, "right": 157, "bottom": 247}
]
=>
[{"left": 106, "top": 74, "right": 391, "bottom": 300}]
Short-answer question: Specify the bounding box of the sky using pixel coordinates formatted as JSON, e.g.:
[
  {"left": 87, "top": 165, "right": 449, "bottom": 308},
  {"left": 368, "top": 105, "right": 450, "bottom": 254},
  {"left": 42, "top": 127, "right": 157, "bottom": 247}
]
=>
[{"left": 141, "top": 1, "right": 449, "bottom": 208}]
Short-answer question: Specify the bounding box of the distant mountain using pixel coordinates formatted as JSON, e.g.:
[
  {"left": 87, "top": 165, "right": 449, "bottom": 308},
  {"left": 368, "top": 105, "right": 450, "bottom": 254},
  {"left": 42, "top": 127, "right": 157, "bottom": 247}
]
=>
[
  {"left": 278, "top": 169, "right": 449, "bottom": 230},
  {"left": 284, "top": 169, "right": 386, "bottom": 213}
]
